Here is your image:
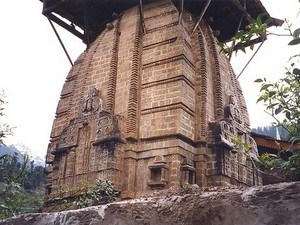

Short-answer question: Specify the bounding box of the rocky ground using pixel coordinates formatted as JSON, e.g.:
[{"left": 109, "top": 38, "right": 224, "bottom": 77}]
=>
[{"left": 1, "top": 182, "right": 300, "bottom": 225}]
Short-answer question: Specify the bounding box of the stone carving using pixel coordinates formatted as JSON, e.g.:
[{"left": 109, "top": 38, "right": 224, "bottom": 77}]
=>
[
  {"left": 57, "top": 121, "right": 78, "bottom": 151},
  {"left": 94, "top": 111, "right": 125, "bottom": 146},
  {"left": 45, "top": 153, "right": 55, "bottom": 164},
  {"left": 181, "top": 158, "right": 195, "bottom": 170},
  {"left": 209, "top": 120, "right": 237, "bottom": 149},
  {"left": 147, "top": 155, "right": 168, "bottom": 189},
  {"left": 97, "top": 148, "right": 113, "bottom": 171},
  {"left": 246, "top": 135, "right": 259, "bottom": 161},
  {"left": 43, "top": 0, "right": 271, "bottom": 210},
  {"left": 181, "top": 158, "right": 196, "bottom": 184},
  {"left": 44, "top": 165, "right": 53, "bottom": 174},
  {"left": 228, "top": 95, "right": 243, "bottom": 126},
  {"left": 80, "top": 88, "right": 103, "bottom": 116},
  {"left": 45, "top": 142, "right": 56, "bottom": 163},
  {"left": 48, "top": 87, "right": 126, "bottom": 195},
  {"left": 208, "top": 94, "right": 261, "bottom": 184},
  {"left": 56, "top": 88, "right": 105, "bottom": 151}
]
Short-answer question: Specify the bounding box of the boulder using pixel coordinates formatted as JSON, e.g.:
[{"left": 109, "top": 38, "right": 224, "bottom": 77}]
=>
[{"left": 1, "top": 182, "right": 300, "bottom": 225}]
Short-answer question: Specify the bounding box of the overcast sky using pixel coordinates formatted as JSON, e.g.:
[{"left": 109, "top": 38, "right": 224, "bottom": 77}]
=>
[{"left": 0, "top": 0, "right": 299, "bottom": 158}]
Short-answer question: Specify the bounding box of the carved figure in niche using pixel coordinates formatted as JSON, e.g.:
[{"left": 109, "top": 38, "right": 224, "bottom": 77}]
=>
[
  {"left": 229, "top": 95, "right": 243, "bottom": 125},
  {"left": 81, "top": 88, "right": 103, "bottom": 116}
]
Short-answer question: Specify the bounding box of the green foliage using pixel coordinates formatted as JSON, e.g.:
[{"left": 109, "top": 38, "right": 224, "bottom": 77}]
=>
[
  {"left": 257, "top": 150, "right": 300, "bottom": 181},
  {"left": 0, "top": 153, "right": 29, "bottom": 184},
  {"left": 257, "top": 152, "right": 276, "bottom": 171},
  {"left": 0, "top": 186, "right": 44, "bottom": 220},
  {"left": 219, "top": 14, "right": 270, "bottom": 57},
  {"left": 0, "top": 91, "right": 13, "bottom": 146},
  {"left": 182, "top": 182, "right": 192, "bottom": 191},
  {"left": 0, "top": 92, "right": 45, "bottom": 220},
  {"left": 254, "top": 16, "right": 300, "bottom": 180},
  {"left": 75, "top": 179, "right": 117, "bottom": 208},
  {"left": 47, "top": 179, "right": 117, "bottom": 212},
  {"left": 23, "top": 164, "right": 45, "bottom": 190},
  {"left": 255, "top": 65, "right": 300, "bottom": 180},
  {"left": 45, "top": 178, "right": 90, "bottom": 212},
  {"left": 288, "top": 27, "right": 300, "bottom": 45},
  {"left": 231, "top": 136, "right": 258, "bottom": 167},
  {"left": 0, "top": 153, "right": 45, "bottom": 220},
  {"left": 255, "top": 63, "right": 300, "bottom": 137}
]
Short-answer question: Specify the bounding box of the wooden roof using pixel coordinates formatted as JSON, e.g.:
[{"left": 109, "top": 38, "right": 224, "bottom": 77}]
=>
[
  {"left": 40, "top": 0, "right": 283, "bottom": 44},
  {"left": 252, "top": 132, "right": 300, "bottom": 152}
]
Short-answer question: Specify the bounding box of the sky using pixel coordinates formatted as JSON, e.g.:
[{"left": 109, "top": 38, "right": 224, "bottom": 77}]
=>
[{"left": 0, "top": 0, "right": 299, "bottom": 159}]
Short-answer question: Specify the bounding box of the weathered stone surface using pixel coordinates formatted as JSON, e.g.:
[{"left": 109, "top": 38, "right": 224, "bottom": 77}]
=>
[
  {"left": 2, "top": 182, "right": 300, "bottom": 225},
  {"left": 44, "top": 0, "right": 264, "bottom": 207}
]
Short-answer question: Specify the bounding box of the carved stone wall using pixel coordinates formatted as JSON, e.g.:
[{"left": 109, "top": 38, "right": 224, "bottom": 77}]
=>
[{"left": 44, "top": 0, "right": 261, "bottom": 210}]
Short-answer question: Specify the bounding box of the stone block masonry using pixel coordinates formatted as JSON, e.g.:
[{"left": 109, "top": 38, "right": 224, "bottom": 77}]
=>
[{"left": 43, "top": 0, "right": 262, "bottom": 211}]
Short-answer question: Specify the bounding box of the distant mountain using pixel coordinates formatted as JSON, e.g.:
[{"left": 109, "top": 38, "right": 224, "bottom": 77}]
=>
[
  {"left": 0, "top": 143, "right": 44, "bottom": 167},
  {"left": 252, "top": 125, "right": 289, "bottom": 141}
]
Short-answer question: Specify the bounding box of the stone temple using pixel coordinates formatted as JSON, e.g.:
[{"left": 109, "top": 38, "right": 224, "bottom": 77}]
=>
[{"left": 42, "top": 0, "right": 280, "bottom": 209}]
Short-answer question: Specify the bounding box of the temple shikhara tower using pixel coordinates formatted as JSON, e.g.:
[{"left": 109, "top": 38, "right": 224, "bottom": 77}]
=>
[{"left": 41, "top": 0, "right": 280, "bottom": 209}]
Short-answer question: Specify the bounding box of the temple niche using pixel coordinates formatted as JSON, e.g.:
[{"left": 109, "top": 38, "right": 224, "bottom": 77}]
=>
[{"left": 42, "top": 0, "right": 280, "bottom": 210}]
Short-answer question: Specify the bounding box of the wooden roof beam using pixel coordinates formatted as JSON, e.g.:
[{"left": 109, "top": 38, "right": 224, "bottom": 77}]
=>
[
  {"left": 231, "top": 0, "right": 253, "bottom": 25},
  {"left": 47, "top": 17, "right": 74, "bottom": 66},
  {"left": 139, "top": 0, "right": 147, "bottom": 34},
  {"left": 46, "top": 13, "right": 84, "bottom": 41},
  {"left": 83, "top": 0, "right": 90, "bottom": 48},
  {"left": 191, "top": 0, "right": 212, "bottom": 35},
  {"left": 178, "top": 0, "right": 184, "bottom": 24}
]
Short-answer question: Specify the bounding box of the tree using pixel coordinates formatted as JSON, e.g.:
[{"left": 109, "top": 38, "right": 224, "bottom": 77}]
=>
[
  {"left": 219, "top": 14, "right": 270, "bottom": 59},
  {"left": 255, "top": 64, "right": 300, "bottom": 137},
  {"left": 255, "top": 64, "right": 300, "bottom": 181},
  {"left": 0, "top": 152, "right": 31, "bottom": 219},
  {"left": 0, "top": 91, "right": 13, "bottom": 145},
  {"left": 0, "top": 93, "right": 45, "bottom": 219},
  {"left": 252, "top": 125, "right": 289, "bottom": 140},
  {"left": 23, "top": 165, "right": 45, "bottom": 190},
  {"left": 253, "top": 12, "right": 300, "bottom": 181},
  {"left": 219, "top": 4, "right": 300, "bottom": 181}
]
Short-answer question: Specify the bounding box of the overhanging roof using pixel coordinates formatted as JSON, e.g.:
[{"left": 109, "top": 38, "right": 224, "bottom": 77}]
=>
[
  {"left": 252, "top": 132, "right": 300, "bottom": 152},
  {"left": 40, "top": 0, "right": 283, "bottom": 45}
]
